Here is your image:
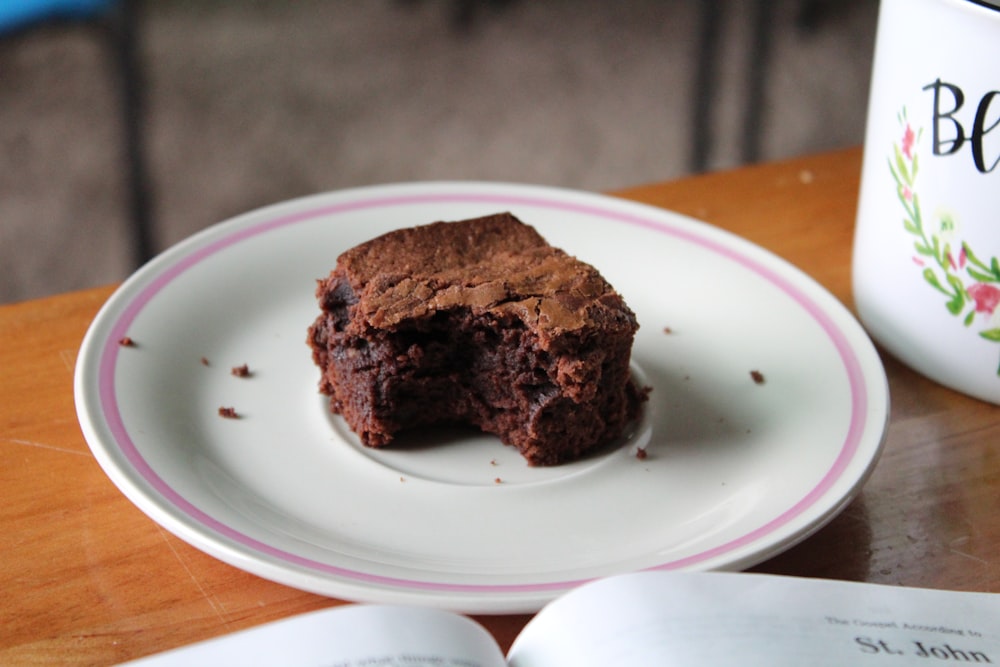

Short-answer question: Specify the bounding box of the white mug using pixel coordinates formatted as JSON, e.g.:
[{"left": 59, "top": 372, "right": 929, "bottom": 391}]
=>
[{"left": 853, "top": 0, "right": 1000, "bottom": 403}]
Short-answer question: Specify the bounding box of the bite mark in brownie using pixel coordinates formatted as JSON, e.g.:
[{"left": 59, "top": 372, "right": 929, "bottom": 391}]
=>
[{"left": 307, "top": 212, "right": 644, "bottom": 466}]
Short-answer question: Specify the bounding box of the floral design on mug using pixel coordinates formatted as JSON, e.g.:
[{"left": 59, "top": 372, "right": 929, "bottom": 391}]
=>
[{"left": 889, "top": 108, "right": 1000, "bottom": 371}]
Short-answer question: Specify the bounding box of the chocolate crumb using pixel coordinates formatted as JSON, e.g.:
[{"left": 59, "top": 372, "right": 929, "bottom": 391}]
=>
[
  {"left": 636, "top": 447, "right": 648, "bottom": 461},
  {"left": 200, "top": 357, "right": 210, "bottom": 366},
  {"left": 218, "top": 406, "right": 239, "bottom": 419},
  {"left": 231, "top": 364, "right": 251, "bottom": 378},
  {"left": 750, "top": 370, "right": 766, "bottom": 385},
  {"left": 118, "top": 336, "right": 135, "bottom": 347},
  {"left": 490, "top": 459, "right": 498, "bottom": 466}
]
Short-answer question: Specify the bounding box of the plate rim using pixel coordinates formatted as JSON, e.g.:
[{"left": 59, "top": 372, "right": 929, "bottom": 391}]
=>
[{"left": 74, "top": 180, "right": 890, "bottom": 613}]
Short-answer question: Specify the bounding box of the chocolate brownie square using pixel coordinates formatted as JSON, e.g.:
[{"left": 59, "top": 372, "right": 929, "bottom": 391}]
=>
[{"left": 307, "top": 212, "right": 643, "bottom": 466}]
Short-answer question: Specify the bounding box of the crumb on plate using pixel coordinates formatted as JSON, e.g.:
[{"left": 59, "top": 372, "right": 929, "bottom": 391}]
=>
[{"left": 231, "top": 363, "right": 251, "bottom": 378}]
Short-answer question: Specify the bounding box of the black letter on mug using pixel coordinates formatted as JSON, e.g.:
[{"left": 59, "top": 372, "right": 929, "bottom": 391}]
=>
[
  {"left": 971, "top": 91, "right": 1000, "bottom": 173},
  {"left": 923, "top": 79, "right": 965, "bottom": 155}
]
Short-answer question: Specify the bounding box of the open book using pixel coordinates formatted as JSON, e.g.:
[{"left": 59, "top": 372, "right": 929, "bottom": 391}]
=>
[{"left": 123, "top": 571, "right": 998, "bottom": 666}]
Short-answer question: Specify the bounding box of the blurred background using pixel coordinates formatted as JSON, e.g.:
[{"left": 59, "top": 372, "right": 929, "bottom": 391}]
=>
[{"left": 1, "top": 0, "right": 878, "bottom": 304}]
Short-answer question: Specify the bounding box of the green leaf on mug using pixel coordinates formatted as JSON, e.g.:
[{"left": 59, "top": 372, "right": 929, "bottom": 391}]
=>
[
  {"left": 894, "top": 147, "right": 912, "bottom": 186},
  {"left": 923, "top": 267, "right": 940, "bottom": 286},
  {"left": 968, "top": 268, "right": 997, "bottom": 283},
  {"left": 980, "top": 328, "right": 1000, "bottom": 342},
  {"left": 946, "top": 272, "right": 965, "bottom": 292}
]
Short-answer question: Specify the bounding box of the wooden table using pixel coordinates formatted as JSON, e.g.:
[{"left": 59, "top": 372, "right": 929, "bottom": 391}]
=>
[{"left": 3, "top": 148, "right": 998, "bottom": 665}]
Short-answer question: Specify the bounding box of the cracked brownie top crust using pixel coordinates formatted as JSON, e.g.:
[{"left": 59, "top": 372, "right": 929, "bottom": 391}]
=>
[{"left": 308, "top": 212, "right": 645, "bottom": 466}]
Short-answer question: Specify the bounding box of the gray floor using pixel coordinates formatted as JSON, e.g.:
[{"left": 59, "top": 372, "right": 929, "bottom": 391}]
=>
[{"left": 0, "top": 0, "right": 879, "bottom": 304}]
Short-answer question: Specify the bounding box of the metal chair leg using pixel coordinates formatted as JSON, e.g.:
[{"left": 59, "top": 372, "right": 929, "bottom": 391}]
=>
[
  {"left": 689, "top": 0, "right": 721, "bottom": 173},
  {"left": 102, "top": 0, "right": 155, "bottom": 266}
]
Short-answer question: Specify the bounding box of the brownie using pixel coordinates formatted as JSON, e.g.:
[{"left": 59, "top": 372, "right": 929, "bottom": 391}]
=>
[{"left": 307, "top": 212, "right": 644, "bottom": 466}]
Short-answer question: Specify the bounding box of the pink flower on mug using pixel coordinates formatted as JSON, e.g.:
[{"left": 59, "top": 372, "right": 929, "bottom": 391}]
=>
[
  {"left": 946, "top": 247, "right": 966, "bottom": 271},
  {"left": 968, "top": 283, "right": 1000, "bottom": 316},
  {"left": 902, "top": 124, "right": 916, "bottom": 160}
]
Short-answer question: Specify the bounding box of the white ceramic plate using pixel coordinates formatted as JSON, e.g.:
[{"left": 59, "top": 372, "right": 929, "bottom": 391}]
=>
[{"left": 75, "top": 182, "right": 889, "bottom": 614}]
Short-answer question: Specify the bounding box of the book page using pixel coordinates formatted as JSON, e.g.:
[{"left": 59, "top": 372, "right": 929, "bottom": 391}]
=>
[
  {"left": 122, "top": 604, "right": 506, "bottom": 667},
  {"left": 507, "top": 571, "right": 999, "bottom": 667}
]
